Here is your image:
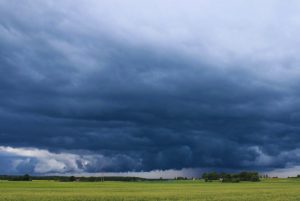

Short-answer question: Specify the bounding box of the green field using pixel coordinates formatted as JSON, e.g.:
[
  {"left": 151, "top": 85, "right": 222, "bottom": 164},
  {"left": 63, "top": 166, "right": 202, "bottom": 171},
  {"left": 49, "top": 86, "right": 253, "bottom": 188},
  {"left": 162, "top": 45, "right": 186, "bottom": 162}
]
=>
[{"left": 1, "top": 179, "right": 300, "bottom": 201}]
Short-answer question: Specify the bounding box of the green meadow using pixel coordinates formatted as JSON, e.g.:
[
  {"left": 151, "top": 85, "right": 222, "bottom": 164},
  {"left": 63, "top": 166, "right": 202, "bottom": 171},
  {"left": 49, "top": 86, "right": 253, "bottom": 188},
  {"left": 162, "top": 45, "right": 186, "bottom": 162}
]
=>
[{"left": 1, "top": 179, "right": 300, "bottom": 201}]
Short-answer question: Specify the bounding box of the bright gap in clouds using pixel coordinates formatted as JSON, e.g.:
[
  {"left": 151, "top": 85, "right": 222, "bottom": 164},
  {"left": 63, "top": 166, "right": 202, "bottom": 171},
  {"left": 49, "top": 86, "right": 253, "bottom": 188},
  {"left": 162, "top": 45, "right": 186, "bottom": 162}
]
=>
[
  {"left": 0, "top": 146, "right": 299, "bottom": 178},
  {"left": 0, "top": 146, "right": 201, "bottom": 178}
]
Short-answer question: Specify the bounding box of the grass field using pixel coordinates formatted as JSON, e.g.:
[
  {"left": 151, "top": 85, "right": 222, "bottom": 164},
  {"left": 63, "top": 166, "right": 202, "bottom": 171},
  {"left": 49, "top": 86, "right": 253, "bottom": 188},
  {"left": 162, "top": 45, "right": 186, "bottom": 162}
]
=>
[{"left": 1, "top": 179, "right": 300, "bottom": 201}]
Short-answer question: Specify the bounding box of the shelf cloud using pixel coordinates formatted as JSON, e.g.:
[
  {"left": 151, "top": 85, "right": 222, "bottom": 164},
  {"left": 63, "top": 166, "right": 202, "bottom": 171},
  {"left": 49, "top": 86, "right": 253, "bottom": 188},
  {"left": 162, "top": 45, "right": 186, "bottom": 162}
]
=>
[{"left": 1, "top": 0, "right": 300, "bottom": 176}]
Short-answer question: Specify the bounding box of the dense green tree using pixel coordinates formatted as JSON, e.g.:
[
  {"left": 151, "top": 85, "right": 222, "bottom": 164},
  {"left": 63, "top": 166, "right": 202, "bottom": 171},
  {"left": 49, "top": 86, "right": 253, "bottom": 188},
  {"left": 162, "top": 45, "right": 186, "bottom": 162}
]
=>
[
  {"left": 22, "top": 174, "right": 31, "bottom": 181},
  {"left": 69, "top": 176, "right": 76, "bottom": 182},
  {"left": 201, "top": 171, "right": 260, "bottom": 182}
]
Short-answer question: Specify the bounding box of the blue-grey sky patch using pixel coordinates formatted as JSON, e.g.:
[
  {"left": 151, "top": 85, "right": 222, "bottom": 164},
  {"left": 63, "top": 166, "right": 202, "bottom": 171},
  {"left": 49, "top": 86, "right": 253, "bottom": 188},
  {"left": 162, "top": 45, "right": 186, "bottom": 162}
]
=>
[{"left": 1, "top": 0, "right": 300, "bottom": 177}]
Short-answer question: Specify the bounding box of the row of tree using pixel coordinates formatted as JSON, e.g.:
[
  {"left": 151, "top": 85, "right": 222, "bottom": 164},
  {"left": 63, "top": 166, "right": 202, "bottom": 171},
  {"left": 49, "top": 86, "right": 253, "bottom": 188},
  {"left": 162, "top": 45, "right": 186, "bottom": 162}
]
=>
[
  {"left": 0, "top": 174, "right": 32, "bottom": 181},
  {"left": 0, "top": 172, "right": 260, "bottom": 182},
  {"left": 0, "top": 175, "right": 159, "bottom": 182},
  {"left": 202, "top": 171, "right": 260, "bottom": 182}
]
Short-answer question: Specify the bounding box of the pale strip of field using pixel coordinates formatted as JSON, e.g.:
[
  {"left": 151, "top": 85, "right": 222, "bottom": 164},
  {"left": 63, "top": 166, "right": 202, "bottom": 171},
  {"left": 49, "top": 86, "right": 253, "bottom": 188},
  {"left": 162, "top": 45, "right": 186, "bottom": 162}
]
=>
[{"left": 1, "top": 179, "right": 300, "bottom": 201}]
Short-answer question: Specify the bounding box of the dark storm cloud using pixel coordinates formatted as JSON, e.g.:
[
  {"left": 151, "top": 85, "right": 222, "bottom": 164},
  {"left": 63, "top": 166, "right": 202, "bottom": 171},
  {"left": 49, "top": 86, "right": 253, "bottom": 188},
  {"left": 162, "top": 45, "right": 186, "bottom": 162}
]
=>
[{"left": 1, "top": 0, "right": 300, "bottom": 175}]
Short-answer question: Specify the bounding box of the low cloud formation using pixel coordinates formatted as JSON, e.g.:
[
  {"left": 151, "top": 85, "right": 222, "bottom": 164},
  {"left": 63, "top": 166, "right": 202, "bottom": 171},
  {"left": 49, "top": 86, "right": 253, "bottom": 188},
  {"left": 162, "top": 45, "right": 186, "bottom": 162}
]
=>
[
  {"left": 0, "top": 146, "right": 141, "bottom": 174},
  {"left": 1, "top": 0, "right": 300, "bottom": 175},
  {"left": 0, "top": 146, "right": 200, "bottom": 177}
]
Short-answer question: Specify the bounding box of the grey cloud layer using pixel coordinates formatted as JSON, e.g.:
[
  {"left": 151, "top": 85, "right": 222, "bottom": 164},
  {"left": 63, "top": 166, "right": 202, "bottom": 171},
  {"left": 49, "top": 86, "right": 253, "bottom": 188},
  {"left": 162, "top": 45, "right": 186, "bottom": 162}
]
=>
[{"left": 1, "top": 0, "right": 300, "bottom": 174}]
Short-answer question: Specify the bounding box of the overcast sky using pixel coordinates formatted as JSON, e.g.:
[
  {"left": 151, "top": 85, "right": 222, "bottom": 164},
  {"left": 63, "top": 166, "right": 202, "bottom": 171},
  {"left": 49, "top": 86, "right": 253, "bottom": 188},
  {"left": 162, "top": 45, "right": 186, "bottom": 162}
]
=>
[{"left": 1, "top": 0, "right": 300, "bottom": 177}]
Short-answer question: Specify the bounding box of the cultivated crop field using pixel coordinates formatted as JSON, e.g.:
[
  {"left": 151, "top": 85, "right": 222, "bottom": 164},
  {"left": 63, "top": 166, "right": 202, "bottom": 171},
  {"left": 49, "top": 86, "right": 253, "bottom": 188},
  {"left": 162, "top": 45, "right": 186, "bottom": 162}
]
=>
[{"left": 1, "top": 179, "right": 300, "bottom": 201}]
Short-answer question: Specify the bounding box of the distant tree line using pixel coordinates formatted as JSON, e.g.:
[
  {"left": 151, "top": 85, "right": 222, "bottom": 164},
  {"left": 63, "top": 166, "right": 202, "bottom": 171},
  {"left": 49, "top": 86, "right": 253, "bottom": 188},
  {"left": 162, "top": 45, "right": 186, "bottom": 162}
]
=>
[
  {"left": 0, "top": 175, "right": 162, "bottom": 182},
  {"left": 174, "top": 177, "right": 188, "bottom": 180},
  {"left": 202, "top": 171, "right": 260, "bottom": 182},
  {"left": 0, "top": 174, "right": 32, "bottom": 181},
  {"left": 0, "top": 172, "right": 261, "bottom": 183},
  {"left": 288, "top": 175, "right": 300, "bottom": 179}
]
